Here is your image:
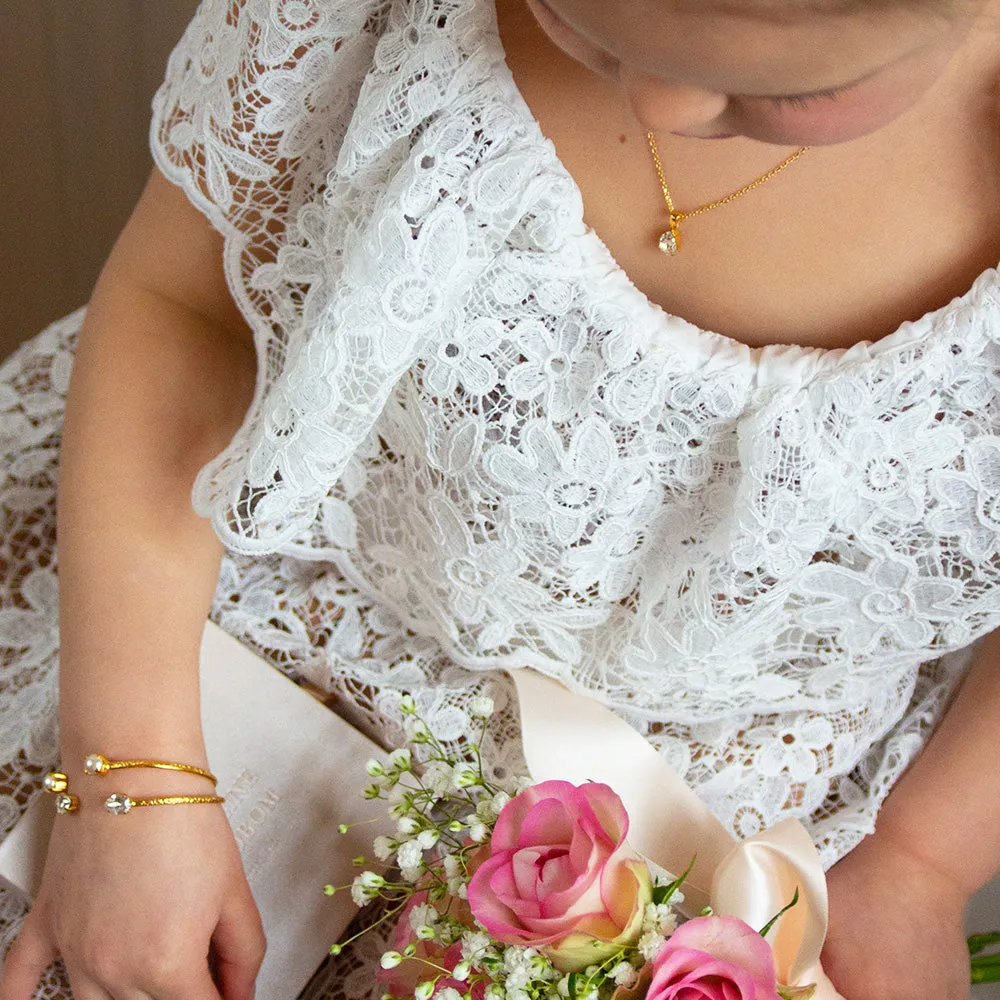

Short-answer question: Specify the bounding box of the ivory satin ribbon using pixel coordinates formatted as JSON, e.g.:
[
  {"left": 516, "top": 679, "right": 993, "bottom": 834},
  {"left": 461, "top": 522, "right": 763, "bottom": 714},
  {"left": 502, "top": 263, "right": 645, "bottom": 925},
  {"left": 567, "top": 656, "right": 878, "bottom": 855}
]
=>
[{"left": 511, "top": 669, "right": 845, "bottom": 1000}]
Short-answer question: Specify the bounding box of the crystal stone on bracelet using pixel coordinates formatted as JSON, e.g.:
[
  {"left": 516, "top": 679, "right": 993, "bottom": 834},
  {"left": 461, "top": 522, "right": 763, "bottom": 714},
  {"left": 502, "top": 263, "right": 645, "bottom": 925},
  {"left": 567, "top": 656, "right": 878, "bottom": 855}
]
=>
[
  {"left": 84, "top": 753, "right": 109, "bottom": 775},
  {"left": 105, "top": 793, "right": 132, "bottom": 815},
  {"left": 55, "top": 794, "right": 77, "bottom": 814}
]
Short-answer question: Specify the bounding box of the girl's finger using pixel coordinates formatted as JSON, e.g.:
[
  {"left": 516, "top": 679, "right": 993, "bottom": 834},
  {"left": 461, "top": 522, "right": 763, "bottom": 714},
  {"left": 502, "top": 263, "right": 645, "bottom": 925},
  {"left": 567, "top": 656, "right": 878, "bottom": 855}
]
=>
[
  {"left": 157, "top": 968, "right": 223, "bottom": 1000},
  {"left": 209, "top": 887, "right": 266, "bottom": 1000},
  {"left": 0, "top": 911, "right": 58, "bottom": 1000}
]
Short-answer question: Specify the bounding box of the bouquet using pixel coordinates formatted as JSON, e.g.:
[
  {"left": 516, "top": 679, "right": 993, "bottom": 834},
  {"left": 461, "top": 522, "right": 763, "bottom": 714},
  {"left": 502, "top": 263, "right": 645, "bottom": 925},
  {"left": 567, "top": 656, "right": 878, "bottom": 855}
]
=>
[
  {"left": 329, "top": 675, "right": 1000, "bottom": 996},
  {"left": 328, "top": 694, "right": 817, "bottom": 1000}
]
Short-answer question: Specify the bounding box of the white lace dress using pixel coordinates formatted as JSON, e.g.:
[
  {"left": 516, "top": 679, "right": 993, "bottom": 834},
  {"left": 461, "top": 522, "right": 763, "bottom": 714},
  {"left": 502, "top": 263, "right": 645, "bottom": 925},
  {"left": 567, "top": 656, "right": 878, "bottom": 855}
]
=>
[{"left": 3, "top": 0, "right": 1000, "bottom": 996}]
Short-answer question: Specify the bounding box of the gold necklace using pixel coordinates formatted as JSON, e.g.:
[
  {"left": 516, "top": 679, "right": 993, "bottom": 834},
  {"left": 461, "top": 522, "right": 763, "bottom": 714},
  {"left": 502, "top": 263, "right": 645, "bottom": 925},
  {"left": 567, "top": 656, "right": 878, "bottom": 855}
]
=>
[{"left": 646, "top": 132, "right": 809, "bottom": 255}]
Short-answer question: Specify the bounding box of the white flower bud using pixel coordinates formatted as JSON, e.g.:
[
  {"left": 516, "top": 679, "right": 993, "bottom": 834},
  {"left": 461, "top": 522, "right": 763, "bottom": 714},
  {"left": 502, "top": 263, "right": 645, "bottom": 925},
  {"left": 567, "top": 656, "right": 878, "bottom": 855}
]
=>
[
  {"left": 468, "top": 696, "right": 495, "bottom": 719},
  {"left": 373, "top": 836, "right": 394, "bottom": 861},
  {"left": 380, "top": 951, "right": 403, "bottom": 970},
  {"left": 359, "top": 871, "right": 385, "bottom": 889},
  {"left": 416, "top": 924, "right": 437, "bottom": 940},
  {"left": 366, "top": 759, "right": 386, "bottom": 777},
  {"left": 452, "top": 763, "right": 480, "bottom": 789},
  {"left": 389, "top": 748, "right": 412, "bottom": 771},
  {"left": 399, "top": 694, "right": 417, "bottom": 715},
  {"left": 397, "top": 816, "right": 421, "bottom": 836},
  {"left": 414, "top": 981, "right": 434, "bottom": 1000},
  {"left": 451, "top": 961, "right": 471, "bottom": 982},
  {"left": 416, "top": 828, "right": 440, "bottom": 850}
]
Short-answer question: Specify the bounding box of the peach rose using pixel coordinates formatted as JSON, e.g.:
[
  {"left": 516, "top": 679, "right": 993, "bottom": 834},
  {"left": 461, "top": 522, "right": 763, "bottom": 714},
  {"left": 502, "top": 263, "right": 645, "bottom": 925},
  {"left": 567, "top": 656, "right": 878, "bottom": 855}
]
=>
[{"left": 467, "top": 780, "right": 651, "bottom": 972}]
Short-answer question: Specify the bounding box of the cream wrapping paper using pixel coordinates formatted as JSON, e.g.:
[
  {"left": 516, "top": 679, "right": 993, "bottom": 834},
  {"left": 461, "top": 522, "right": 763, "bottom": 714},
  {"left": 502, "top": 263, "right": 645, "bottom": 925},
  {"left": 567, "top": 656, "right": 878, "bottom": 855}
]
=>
[{"left": 511, "top": 668, "right": 844, "bottom": 999}]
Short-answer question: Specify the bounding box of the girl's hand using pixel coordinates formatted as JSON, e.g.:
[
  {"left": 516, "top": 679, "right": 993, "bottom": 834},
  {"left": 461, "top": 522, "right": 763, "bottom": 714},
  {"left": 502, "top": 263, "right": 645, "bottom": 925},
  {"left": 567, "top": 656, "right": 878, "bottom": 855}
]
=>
[
  {"left": 0, "top": 797, "right": 266, "bottom": 1000},
  {"left": 821, "top": 833, "right": 970, "bottom": 1000}
]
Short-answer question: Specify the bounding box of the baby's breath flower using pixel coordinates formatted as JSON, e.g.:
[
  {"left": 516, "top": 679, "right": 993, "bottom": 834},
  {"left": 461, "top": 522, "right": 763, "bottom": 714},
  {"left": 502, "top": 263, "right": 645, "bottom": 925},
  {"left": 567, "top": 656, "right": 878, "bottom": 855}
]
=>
[
  {"left": 468, "top": 696, "right": 495, "bottom": 719},
  {"left": 437, "top": 990, "right": 463, "bottom": 1000},
  {"left": 389, "top": 748, "right": 412, "bottom": 771},
  {"left": 359, "top": 871, "right": 385, "bottom": 889},
  {"left": 462, "top": 815, "right": 488, "bottom": 842},
  {"left": 405, "top": 717, "right": 431, "bottom": 742},
  {"left": 452, "top": 763, "right": 480, "bottom": 789},
  {"left": 422, "top": 760, "right": 454, "bottom": 795},
  {"left": 461, "top": 931, "right": 491, "bottom": 962},
  {"left": 451, "top": 961, "right": 471, "bottom": 982},
  {"left": 399, "top": 694, "right": 417, "bottom": 715},
  {"left": 408, "top": 902, "right": 439, "bottom": 932},
  {"left": 397, "top": 840, "right": 423, "bottom": 870},
  {"left": 491, "top": 791, "right": 510, "bottom": 814},
  {"left": 401, "top": 865, "right": 424, "bottom": 883},
  {"left": 397, "top": 816, "right": 421, "bottom": 836},
  {"left": 416, "top": 925, "right": 437, "bottom": 941},
  {"left": 485, "top": 984, "right": 505, "bottom": 1000},
  {"left": 638, "top": 930, "right": 667, "bottom": 962},
  {"left": 610, "top": 962, "right": 639, "bottom": 988},
  {"left": 366, "top": 759, "right": 386, "bottom": 777},
  {"left": 373, "top": 836, "right": 395, "bottom": 861},
  {"left": 416, "top": 828, "right": 440, "bottom": 850},
  {"left": 351, "top": 878, "right": 376, "bottom": 907},
  {"left": 414, "top": 981, "right": 434, "bottom": 1000},
  {"left": 380, "top": 951, "right": 403, "bottom": 970}
]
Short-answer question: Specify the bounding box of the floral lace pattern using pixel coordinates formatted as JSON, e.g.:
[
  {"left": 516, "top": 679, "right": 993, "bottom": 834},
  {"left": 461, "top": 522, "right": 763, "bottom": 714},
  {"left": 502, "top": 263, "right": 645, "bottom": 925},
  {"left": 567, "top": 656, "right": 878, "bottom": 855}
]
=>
[{"left": 2, "top": 0, "right": 999, "bottom": 995}]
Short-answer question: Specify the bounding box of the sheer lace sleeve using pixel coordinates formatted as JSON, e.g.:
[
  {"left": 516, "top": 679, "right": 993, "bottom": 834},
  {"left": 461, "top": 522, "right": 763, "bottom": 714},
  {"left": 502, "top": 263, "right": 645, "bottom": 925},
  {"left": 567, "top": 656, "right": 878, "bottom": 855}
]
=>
[{"left": 150, "top": 0, "right": 562, "bottom": 555}]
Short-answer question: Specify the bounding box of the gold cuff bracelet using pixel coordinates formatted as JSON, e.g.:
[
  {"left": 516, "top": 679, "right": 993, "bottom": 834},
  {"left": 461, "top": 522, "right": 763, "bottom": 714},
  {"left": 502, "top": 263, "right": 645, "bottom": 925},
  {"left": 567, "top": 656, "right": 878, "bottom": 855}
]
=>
[{"left": 83, "top": 753, "right": 218, "bottom": 785}]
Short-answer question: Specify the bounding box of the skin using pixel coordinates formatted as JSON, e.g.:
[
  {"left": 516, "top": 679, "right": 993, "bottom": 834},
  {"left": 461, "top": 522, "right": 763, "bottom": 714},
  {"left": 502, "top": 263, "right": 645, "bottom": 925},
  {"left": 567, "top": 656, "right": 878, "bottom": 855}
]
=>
[
  {"left": 498, "top": 0, "right": 1000, "bottom": 347},
  {"left": 522, "top": 0, "right": 985, "bottom": 144}
]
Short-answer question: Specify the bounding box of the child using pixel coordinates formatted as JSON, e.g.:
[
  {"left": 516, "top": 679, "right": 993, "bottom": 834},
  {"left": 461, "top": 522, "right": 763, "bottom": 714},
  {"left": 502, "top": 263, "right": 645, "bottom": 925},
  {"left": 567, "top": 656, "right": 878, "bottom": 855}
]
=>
[{"left": 2, "top": 0, "right": 1000, "bottom": 996}]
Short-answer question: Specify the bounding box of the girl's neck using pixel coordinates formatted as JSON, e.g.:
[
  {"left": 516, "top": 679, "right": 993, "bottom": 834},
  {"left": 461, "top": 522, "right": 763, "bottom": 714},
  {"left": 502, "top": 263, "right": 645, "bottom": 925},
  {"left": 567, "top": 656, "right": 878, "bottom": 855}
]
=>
[{"left": 496, "top": 0, "right": 1000, "bottom": 351}]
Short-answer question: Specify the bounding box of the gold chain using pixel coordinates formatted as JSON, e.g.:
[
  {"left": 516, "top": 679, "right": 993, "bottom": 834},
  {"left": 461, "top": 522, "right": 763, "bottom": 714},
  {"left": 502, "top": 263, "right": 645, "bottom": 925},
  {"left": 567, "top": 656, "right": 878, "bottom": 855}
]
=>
[{"left": 647, "top": 132, "right": 809, "bottom": 255}]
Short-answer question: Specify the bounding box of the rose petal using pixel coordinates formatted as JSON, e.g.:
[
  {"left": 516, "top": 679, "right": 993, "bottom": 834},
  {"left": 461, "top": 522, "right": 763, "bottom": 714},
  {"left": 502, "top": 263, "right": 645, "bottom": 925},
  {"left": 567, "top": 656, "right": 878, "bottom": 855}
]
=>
[
  {"left": 519, "top": 797, "right": 574, "bottom": 849},
  {"left": 572, "top": 783, "right": 629, "bottom": 847},
  {"left": 651, "top": 947, "right": 758, "bottom": 1000},
  {"left": 491, "top": 780, "right": 567, "bottom": 849},
  {"left": 468, "top": 853, "right": 531, "bottom": 937},
  {"left": 658, "top": 916, "right": 778, "bottom": 993},
  {"left": 600, "top": 857, "right": 651, "bottom": 935}
]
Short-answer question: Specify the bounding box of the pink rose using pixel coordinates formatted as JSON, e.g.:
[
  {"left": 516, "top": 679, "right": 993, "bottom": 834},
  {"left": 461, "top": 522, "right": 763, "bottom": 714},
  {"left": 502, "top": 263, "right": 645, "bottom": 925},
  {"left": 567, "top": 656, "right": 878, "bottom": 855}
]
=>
[
  {"left": 646, "top": 916, "right": 782, "bottom": 1000},
  {"left": 467, "top": 780, "right": 652, "bottom": 972}
]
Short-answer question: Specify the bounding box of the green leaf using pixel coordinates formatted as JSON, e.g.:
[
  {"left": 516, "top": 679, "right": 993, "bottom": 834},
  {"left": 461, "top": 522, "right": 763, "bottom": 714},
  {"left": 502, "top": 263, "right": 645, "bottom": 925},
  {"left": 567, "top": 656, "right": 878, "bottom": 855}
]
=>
[
  {"left": 971, "top": 961, "right": 1000, "bottom": 984},
  {"left": 567, "top": 973, "right": 579, "bottom": 999},
  {"left": 968, "top": 932, "right": 1000, "bottom": 956},
  {"left": 759, "top": 888, "right": 800, "bottom": 940},
  {"left": 653, "top": 855, "right": 697, "bottom": 906},
  {"left": 970, "top": 953, "right": 1000, "bottom": 968}
]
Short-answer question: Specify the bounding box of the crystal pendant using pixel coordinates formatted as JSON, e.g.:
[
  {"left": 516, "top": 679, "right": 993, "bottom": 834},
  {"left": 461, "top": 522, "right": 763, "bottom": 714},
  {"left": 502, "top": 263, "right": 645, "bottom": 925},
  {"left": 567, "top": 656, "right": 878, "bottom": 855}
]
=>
[
  {"left": 84, "top": 753, "right": 108, "bottom": 775},
  {"left": 105, "top": 793, "right": 132, "bottom": 815},
  {"left": 658, "top": 227, "right": 679, "bottom": 256}
]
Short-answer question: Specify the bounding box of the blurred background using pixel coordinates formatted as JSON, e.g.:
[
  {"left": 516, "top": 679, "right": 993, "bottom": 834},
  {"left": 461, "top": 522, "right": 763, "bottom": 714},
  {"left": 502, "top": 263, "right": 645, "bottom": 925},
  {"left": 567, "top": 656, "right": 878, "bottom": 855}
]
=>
[{"left": 0, "top": 2, "right": 199, "bottom": 362}]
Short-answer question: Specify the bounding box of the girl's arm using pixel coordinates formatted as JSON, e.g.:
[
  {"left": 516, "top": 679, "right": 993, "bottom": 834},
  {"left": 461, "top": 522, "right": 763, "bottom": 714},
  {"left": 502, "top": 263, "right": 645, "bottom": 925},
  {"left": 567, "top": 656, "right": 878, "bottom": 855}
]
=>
[
  {"left": 1, "top": 165, "right": 265, "bottom": 1000},
  {"left": 873, "top": 627, "right": 1000, "bottom": 895},
  {"left": 821, "top": 630, "right": 1000, "bottom": 1000}
]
